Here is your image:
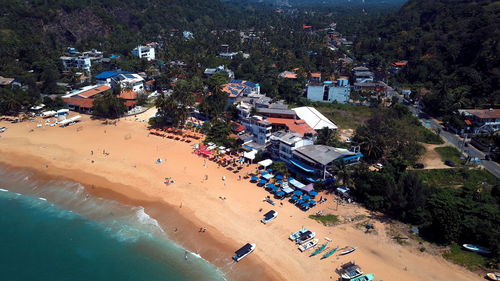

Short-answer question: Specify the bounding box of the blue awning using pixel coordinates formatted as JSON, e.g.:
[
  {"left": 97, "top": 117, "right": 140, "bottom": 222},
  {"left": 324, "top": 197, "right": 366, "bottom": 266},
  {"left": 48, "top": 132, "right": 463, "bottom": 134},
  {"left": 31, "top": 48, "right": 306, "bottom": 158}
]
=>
[
  {"left": 289, "top": 159, "right": 317, "bottom": 173},
  {"left": 342, "top": 154, "right": 363, "bottom": 161}
]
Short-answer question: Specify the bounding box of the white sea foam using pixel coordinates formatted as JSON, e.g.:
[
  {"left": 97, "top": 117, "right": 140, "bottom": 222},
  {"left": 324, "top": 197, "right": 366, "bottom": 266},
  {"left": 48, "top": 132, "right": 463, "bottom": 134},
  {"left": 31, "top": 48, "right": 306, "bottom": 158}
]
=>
[
  {"left": 134, "top": 207, "right": 165, "bottom": 233},
  {"left": 0, "top": 188, "right": 8, "bottom": 192},
  {"left": 39, "top": 197, "right": 47, "bottom": 201}
]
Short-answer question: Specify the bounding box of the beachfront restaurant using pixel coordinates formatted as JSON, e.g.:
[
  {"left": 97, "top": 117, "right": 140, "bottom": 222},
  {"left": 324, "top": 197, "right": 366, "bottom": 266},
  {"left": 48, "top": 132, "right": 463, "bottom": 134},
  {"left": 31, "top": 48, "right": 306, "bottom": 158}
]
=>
[{"left": 288, "top": 145, "right": 363, "bottom": 182}]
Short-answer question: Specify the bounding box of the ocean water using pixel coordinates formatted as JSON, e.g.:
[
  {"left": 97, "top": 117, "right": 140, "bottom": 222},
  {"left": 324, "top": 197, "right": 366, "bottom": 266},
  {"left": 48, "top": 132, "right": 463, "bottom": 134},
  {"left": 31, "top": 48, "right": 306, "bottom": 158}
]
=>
[{"left": 0, "top": 166, "right": 227, "bottom": 281}]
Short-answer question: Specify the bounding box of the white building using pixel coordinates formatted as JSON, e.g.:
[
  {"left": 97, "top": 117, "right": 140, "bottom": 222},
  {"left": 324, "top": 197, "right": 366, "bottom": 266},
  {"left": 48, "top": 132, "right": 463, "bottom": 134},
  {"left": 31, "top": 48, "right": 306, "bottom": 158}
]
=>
[
  {"left": 292, "top": 106, "right": 338, "bottom": 131},
  {"left": 60, "top": 56, "right": 91, "bottom": 73},
  {"left": 269, "top": 131, "right": 314, "bottom": 162},
  {"left": 112, "top": 73, "right": 144, "bottom": 93},
  {"left": 306, "top": 81, "right": 350, "bottom": 104},
  {"left": 131, "top": 45, "right": 155, "bottom": 61},
  {"left": 204, "top": 65, "right": 234, "bottom": 79},
  {"left": 240, "top": 116, "right": 272, "bottom": 145}
]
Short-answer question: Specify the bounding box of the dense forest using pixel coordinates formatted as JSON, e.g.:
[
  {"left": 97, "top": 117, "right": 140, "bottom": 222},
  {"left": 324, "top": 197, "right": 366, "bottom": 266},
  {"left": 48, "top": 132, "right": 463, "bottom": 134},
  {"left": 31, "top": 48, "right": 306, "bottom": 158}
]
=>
[{"left": 354, "top": 0, "right": 500, "bottom": 116}]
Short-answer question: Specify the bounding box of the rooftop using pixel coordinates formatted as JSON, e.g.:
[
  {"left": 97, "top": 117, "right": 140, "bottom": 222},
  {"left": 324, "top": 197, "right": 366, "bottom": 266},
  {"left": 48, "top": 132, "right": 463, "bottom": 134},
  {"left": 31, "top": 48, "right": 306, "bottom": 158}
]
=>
[
  {"left": 95, "top": 71, "right": 130, "bottom": 79},
  {"left": 118, "top": 90, "right": 138, "bottom": 100},
  {"left": 256, "top": 108, "right": 296, "bottom": 116},
  {"left": 77, "top": 85, "right": 111, "bottom": 98},
  {"left": 292, "top": 107, "right": 338, "bottom": 130},
  {"left": 0, "top": 76, "right": 15, "bottom": 86},
  {"left": 460, "top": 109, "right": 500, "bottom": 119},
  {"left": 267, "top": 118, "right": 316, "bottom": 136},
  {"left": 63, "top": 98, "right": 95, "bottom": 108},
  {"left": 294, "top": 145, "right": 356, "bottom": 166}
]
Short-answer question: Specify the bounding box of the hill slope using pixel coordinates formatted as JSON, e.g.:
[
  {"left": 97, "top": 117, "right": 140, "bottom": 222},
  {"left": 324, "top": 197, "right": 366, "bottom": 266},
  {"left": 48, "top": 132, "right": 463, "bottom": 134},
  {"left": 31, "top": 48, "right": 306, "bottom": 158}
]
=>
[{"left": 354, "top": 0, "right": 500, "bottom": 115}]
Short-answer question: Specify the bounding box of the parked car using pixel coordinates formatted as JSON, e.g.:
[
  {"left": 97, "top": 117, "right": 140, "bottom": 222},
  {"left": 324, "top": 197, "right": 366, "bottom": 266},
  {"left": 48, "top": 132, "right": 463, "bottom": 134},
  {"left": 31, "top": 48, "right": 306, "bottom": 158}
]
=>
[
  {"left": 444, "top": 160, "right": 456, "bottom": 167},
  {"left": 373, "top": 163, "right": 383, "bottom": 169},
  {"left": 261, "top": 210, "right": 278, "bottom": 224},
  {"left": 413, "top": 163, "right": 425, "bottom": 169}
]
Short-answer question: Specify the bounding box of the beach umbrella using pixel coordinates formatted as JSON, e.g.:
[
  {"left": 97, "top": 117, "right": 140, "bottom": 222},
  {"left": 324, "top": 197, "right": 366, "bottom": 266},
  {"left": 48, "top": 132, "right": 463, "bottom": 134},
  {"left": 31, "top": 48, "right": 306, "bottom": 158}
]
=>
[
  {"left": 271, "top": 186, "right": 279, "bottom": 192},
  {"left": 266, "top": 168, "right": 273, "bottom": 172},
  {"left": 309, "top": 191, "right": 318, "bottom": 196},
  {"left": 266, "top": 184, "right": 276, "bottom": 188},
  {"left": 251, "top": 176, "right": 259, "bottom": 181},
  {"left": 275, "top": 175, "right": 284, "bottom": 180},
  {"left": 309, "top": 200, "right": 317, "bottom": 204},
  {"left": 261, "top": 171, "right": 269, "bottom": 175},
  {"left": 294, "top": 190, "right": 303, "bottom": 196},
  {"left": 259, "top": 179, "right": 267, "bottom": 184},
  {"left": 291, "top": 196, "right": 299, "bottom": 200},
  {"left": 302, "top": 195, "right": 311, "bottom": 200},
  {"left": 275, "top": 191, "right": 285, "bottom": 196},
  {"left": 277, "top": 180, "right": 283, "bottom": 184},
  {"left": 297, "top": 199, "right": 305, "bottom": 204}
]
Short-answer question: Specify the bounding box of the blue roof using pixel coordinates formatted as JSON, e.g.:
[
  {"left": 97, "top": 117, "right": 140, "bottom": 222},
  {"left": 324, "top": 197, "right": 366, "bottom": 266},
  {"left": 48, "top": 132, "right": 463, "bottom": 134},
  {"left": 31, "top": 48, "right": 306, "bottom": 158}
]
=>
[{"left": 95, "top": 71, "right": 130, "bottom": 79}]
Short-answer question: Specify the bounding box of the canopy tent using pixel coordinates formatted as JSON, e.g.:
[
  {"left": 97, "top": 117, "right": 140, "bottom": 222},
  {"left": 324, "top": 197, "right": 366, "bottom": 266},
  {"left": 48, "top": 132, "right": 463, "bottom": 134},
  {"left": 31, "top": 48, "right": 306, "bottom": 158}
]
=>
[
  {"left": 282, "top": 187, "right": 294, "bottom": 194},
  {"left": 258, "top": 159, "right": 273, "bottom": 168},
  {"left": 289, "top": 178, "right": 306, "bottom": 189},
  {"left": 244, "top": 150, "right": 257, "bottom": 160},
  {"left": 262, "top": 173, "right": 274, "bottom": 180},
  {"left": 297, "top": 183, "right": 314, "bottom": 193}
]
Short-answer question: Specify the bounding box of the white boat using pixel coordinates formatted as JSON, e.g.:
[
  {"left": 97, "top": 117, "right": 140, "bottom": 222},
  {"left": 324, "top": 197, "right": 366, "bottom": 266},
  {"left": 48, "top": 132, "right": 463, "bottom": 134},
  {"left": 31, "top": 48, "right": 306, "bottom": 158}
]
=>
[
  {"left": 298, "top": 239, "right": 318, "bottom": 252},
  {"left": 261, "top": 210, "right": 278, "bottom": 224},
  {"left": 486, "top": 272, "right": 500, "bottom": 281},
  {"left": 233, "top": 243, "right": 256, "bottom": 262},
  {"left": 289, "top": 228, "right": 308, "bottom": 241},
  {"left": 338, "top": 246, "right": 357, "bottom": 256},
  {"left": 462, "top": 244, "right": 492, "bottom": 255}
]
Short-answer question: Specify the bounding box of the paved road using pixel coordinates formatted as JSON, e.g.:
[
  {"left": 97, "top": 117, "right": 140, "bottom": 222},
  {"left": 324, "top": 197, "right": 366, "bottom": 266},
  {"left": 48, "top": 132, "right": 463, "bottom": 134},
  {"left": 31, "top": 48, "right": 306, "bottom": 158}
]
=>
[{"left": 408, "top": 105, "right": 500, "bottom": 178}]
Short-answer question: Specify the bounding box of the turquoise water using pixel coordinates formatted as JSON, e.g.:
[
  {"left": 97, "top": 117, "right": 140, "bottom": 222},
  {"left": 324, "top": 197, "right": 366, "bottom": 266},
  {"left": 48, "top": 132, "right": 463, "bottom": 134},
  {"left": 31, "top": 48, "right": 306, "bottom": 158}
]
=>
[{"left": 0, "top": 167, "right": 227, "bottom": 281}]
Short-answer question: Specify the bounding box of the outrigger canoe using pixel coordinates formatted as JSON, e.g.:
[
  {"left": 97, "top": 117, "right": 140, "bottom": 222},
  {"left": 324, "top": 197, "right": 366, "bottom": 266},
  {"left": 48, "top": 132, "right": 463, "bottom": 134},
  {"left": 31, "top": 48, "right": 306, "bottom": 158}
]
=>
[
  {"left": 321, "top": 246, "right": 339, "bottom": 259},
  {"left": 310, "top": 242, "right": 328, "bottom": 256}
]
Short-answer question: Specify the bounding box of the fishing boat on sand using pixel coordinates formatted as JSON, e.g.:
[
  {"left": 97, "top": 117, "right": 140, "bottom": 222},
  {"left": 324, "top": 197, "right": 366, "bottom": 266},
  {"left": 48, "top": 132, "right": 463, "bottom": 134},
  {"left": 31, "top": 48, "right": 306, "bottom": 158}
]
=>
[
  {"left": 338, "top": 246, "right": 357, "bottom": 256},
  {"left": 486, "top": 272, "right": 500, "bottom": 281},
  {"left": 289, "top": 228, "right": 308, "bottom": 241},
  {"left": 298, "top": 239, "right": 318, "bottom": 252},
  {"left": 321, "top": 246, "right": 339, "bottom": 259},
  {"left": 462, "top": 244, "right": 492, "bottom": 255},
  {"left": 310, "top": 242, "right": 328, "bottom": 256},
  {"left": 339, "top": 261, "right": 363, "bottom": 279},
  {"left": 350, "top": 274, "right": 374, "bottom": 281}
]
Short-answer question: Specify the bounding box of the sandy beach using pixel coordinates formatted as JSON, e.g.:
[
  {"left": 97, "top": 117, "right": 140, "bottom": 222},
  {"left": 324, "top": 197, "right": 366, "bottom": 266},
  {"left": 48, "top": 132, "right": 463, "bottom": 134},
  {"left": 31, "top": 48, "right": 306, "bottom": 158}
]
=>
[{"left": 0, "top": 112, "right": 484, "bottom": 281}]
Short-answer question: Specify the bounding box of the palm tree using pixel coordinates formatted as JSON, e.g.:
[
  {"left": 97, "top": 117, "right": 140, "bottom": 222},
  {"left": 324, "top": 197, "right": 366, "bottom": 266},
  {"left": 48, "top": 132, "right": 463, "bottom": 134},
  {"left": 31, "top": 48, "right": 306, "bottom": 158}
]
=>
[{"left": 330, "top": 160, "right": 353, "bottom": 187}]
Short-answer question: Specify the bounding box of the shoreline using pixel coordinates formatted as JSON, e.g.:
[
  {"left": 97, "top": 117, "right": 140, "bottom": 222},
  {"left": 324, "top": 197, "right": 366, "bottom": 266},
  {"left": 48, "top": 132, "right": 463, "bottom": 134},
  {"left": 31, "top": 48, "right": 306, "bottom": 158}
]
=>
[
  {"left": 0, "top": 155, "right": 283, "bottom": 281},
  {"left": 0, "top": 114, "right": 485, "bottom": 281}
]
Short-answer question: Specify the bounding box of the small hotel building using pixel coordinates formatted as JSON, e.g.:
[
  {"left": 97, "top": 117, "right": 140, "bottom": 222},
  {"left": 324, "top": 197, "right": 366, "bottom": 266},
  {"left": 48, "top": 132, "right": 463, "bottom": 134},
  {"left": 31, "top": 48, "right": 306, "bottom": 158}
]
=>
[{"left": 288, "top": 145, "right": 363, "bottom": 182}]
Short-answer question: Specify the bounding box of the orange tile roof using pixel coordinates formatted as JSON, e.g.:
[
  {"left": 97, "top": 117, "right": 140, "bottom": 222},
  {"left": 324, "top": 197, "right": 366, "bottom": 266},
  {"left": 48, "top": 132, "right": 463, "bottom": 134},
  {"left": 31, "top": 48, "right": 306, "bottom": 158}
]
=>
[
  {"left": 63, "top": 98, "right": 95, "bottom": 108},
  {"left": 283, "top": 73, "right": 298, "bottom": 79},
  {"left": 310, "top": 72, "right": 321, "bottom": 78},
  {"left": 124, "top": 100, "right": 137, "bottom": 107},
  {"left": 118, "top": 90, "right": 138, "bottom": 100},
  {"left": 393, "top": 61, "right": 407, "bottom": 67},
  {"left": 466, "top": 109, "right": 500, "bottom": 119},
  {"left": 266, "top": 117, "right": 316, "bottom": 136},
  {"left": 77, "top": 85, "right": 111, "bottom": 98}
]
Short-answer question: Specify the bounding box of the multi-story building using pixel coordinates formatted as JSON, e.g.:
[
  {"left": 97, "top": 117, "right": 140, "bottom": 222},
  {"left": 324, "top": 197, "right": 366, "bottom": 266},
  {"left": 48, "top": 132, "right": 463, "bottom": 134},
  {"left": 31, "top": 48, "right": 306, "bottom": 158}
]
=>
[
  {"left": 112, "top": 73, "right": 145, "bottom": 93},
  {"left": 306, "top": 80, "right": 351, "bottom": 104},
  {"left": 240, "top": 116, "right": 272, "bottom": 145},
  {"left": 131, "top": 45, "right": 155, "bottom": 61},
  {"left": 222, "top": 80, "right": 260, "bottom": 104},
  {"left": 269, "top": 131, "right": 314, "bottom": 162},
  {"left": 60, "top": 56, "right": 91, "bottom": 73}
]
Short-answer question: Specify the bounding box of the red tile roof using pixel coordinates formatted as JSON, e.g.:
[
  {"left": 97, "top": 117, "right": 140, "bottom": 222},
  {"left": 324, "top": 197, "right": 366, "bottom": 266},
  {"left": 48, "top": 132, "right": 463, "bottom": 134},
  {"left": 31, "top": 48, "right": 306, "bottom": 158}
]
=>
[
  {"left": 310, "top": 72, "right": 321, "bottom": 78},
  {"left": 118, "top": 90, "right": 138, "bottom": 100},
  {"left": 63, "top": 98, "right": 95, "bottom": 108},
  {"left": 393, "top": 61, "right": 408, "bottom": 67},
  {"left": 266, "top": 117, "right": 316, "bottom": 136},
  {"left": 283, "top": 73, "right": 298, "bottom": 79},
  {"left": 77, "top": 85, "right": 111, "bottom": 98},
  {"left": 124, "top": 100, "right": 137, "bottom": 107}
]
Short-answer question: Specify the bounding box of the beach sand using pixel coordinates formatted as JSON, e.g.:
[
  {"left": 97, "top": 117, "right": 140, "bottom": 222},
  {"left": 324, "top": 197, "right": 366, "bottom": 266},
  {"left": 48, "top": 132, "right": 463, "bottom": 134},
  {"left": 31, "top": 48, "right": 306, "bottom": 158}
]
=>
[{"left": 0, "top": 113, "right": 484, "bottom": 281}]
